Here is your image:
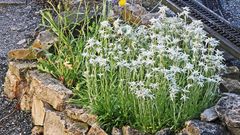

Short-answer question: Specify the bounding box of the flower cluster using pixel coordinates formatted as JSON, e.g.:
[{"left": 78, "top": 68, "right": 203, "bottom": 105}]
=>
[
  {"left": 82, "top": 9, "right": 224, "bottom": 102},
  {"left": 80, "top": 7, "right": 225, "bottom": 133}
]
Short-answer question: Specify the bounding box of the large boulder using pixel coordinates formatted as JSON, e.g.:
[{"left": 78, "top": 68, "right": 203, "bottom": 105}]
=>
[
  {"left": 181, "top": 120, "right": 229, "bottom": 135},
  {"left": 215, "top": 93, "right": 240, "bottom": 135}
]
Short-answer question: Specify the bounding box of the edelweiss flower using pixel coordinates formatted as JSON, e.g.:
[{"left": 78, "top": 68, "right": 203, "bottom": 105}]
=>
[
  {"left": 100, "top": 21, "right": 110, "bottom": 28},
  {"left": 135, "top": 88, "right": 155, "bottom": 100}
]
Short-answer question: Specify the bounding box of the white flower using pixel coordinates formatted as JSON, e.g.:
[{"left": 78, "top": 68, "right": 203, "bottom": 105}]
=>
[
  {"left": 126, "top": 47, "right": 131, "bottom": 54},
  {"left": 113, "top": 18, "right": 121, "bottom": 29},
  {"left": 95, "top": 47, "right": 102, "bottom": 53},
  {"left": 170, "top": 66, "right": 182, "bottom": 73},
  {"left": 86, "top": 38, "right": 96, "bottom": 48},
  {"left": 137, "top": 81, "right": 144, "bottom": 86},
  {"left": 82, "top": 52, "right": 89, "bottom": 57},
  {"left": 98, "top": 73, "right": 104, "bottom": 77},
  {"left": 144, "top": 59, "right": 155, "bottom": 66},
  {"left": 185, "top": 63, "right": 194, "bottom": 70},
  {"left": 180, "top": 94, "right": 189, "bottom": 101},
  {"left": 135, "top": 88, "right": 155, "bottom": 100},
  {"left": 100, "top": 20, "right": 110, "bottom": 28},
  {"left": 179, "top": 7, "right": 190, "bottom": 17},
  {"left": 149, "top": 83, "right": 159, "bottom": 89},
  {"left": 146, "top": 73, "right": 152, "bottom": 78},
  {"left": 141, "top": 50, "right": 154, "bottom": 57},
  {"left": 95, "top": 56, "right": 107, "bottom": 66}
]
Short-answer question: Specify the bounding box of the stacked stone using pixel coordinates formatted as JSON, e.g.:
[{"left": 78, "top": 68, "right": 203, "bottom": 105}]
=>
[{"left": 4, "top": 61, "right": 106, "bottom": 135}]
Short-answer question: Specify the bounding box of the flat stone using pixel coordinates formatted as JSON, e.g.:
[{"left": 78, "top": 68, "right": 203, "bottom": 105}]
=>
[
  {"left": 215, "top": 93, "right": 240, "bottom": 135},
  {"left": 200, "top": 107, "right": 218, "bottom": 122},
  {"left": 31, "top": 30, "right": 58, "bottom": 50},
  {"left": 31, "top": 126, "right": 44, "bottom": 135},
  {"left": 65, "top": 106, "right": 97, "bottom": 126},
  {"left": 20, "top": 94, "right": 32, "bottom": 111},
  {"left": 8, "top": 61, "right": 37, "bottom": 80},
  {"left": 87, "top": 123, "right": 107, "bottom": 135},
  {"left": 8, "top": 48, "right": 38, "bottom": 60},
  {"left": 29, "top": 70, "right": 72, "bottom": 111},
  {"left": 122, "top": 126, "right": 145, "bottom": 135},
  {"left": 182, "top": 120, "right": 229, "bottom": 135},
  {"left": 221, "top": 78, "right": 240, "bottom": 94},
  {"left": 4, "top": 70, "right": 20, "bottom": 99},
  {"left": 44, "top": 110, "right": 89, "bottom": 135},
  {"left": 32, "top": 96, "right": 51, "bottom": 126},
  {"left": 17, "top": 39, "right": 27, "bottom": 45}
]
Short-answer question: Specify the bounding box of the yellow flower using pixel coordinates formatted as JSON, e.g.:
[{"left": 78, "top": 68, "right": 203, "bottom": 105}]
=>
[{"left": 119, "top": 0, "right": 127, "bottom": 7}]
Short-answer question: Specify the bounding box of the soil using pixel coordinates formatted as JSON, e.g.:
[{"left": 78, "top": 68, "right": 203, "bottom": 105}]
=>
[{"left": 0, "top": 1, "right": 43, "bottom": 134}]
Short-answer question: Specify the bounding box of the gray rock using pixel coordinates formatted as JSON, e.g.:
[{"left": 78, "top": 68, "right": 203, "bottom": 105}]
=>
[
  {"left": 182, "top": 120, "right": 229, "bottom": 135},
  {"left": 215, "top": 93, "right": 240, "bottom": 135},
  {"left": 200, "top": 107, "right": 218, "bottom": 122},
  {"left": 112, "top": 127, "right": 123, "bottom": 135},
  {"left": 122, "top": 126, "right": 146, "bottom": 135},
  {"left": 155, "top": 128, "right": 172, "bottom": 135},
  {"left": 226, "top": 66, "right": 239, "bottom": 74},
  {"left": 221, "top": 78, "right": 240, "bottom": 94},
  {"left": 222, "top": 66, "right": 240, "bottom": 80}
]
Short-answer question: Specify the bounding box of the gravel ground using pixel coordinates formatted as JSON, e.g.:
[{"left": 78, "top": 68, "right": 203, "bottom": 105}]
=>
[
  {"left": 0, "top": 1, "right": 43, "bottom": 135},
  {"left": 197, "top": 0, "right": 240, "bottom": 28},
  {"left": 220, "top": 0, "right": 240, "bottom": 28}
]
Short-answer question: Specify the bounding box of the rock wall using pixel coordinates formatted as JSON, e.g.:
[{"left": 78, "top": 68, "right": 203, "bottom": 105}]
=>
[{"left": 3, "top": 61, "right": 107, "bottom": 135}]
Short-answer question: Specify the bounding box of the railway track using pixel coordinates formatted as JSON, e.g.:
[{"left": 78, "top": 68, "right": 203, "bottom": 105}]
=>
[
  {"left": 161, "top": 0, "right": 240, "bottom": 59},
  {"left": 202, "top": 0, "right": 224, "bottom": 16}
]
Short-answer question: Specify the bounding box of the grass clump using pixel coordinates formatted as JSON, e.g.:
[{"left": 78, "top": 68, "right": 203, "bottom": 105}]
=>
[{"left": 38, "top": 4, "right": 225, "bottom": 134}]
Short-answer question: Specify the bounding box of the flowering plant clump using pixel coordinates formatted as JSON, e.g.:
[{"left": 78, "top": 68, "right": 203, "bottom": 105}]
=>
[
  {"left": 72, "top": 7, "right": 225, "bottom": 133},
  {"left": 38, "top": 4, "right": 225, "bottom": 133}
]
